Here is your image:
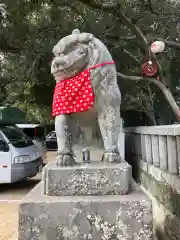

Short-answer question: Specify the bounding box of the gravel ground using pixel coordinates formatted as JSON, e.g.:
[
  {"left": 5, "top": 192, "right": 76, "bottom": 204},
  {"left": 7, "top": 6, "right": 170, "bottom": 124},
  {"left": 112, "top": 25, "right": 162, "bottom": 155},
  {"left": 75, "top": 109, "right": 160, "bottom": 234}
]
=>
[
  {"left": 0, "top": 152, "right": 56, "bottom": 240},
  {"left": 0, "top": 149, "right": 103, "bottom": 240},
  {"left": 0, "top": 177, "right": 41, "bottom": 240},
  {"left": 0, "top": 203, "right": 19, "bottom": 240}
]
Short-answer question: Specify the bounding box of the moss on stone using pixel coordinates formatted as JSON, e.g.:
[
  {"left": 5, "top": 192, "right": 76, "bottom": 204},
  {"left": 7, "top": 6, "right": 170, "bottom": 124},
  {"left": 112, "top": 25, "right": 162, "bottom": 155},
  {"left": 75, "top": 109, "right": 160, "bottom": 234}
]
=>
[{"left": 139, "top": 170, "right": 180, "bottom": 220}]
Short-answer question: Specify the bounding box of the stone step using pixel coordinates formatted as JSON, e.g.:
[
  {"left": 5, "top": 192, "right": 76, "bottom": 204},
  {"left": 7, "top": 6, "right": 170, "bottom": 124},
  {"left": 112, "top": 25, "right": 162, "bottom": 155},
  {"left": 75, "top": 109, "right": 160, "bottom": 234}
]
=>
[
  {"left": 43, "top": 161, "right": 132, "bottom": 196},
  {"left": 18, "top": 181, "right": 153, "bottom": 240}
]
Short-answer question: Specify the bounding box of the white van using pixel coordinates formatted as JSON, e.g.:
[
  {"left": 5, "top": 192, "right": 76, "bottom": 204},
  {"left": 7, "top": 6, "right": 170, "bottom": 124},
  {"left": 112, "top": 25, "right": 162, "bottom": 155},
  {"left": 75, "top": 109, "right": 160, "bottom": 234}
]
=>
[
  {"left": 16, "top": 124, "right": 47, "bottom": 162},
  {"left": 0, "top": 124, "right": 43, "bottom": 183}
]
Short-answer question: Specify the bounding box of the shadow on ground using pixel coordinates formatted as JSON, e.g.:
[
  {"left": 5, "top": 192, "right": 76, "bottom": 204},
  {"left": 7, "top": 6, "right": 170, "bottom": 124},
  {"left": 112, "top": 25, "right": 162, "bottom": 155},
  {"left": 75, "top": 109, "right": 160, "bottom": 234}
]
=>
[{"left": 0, "top": 178, "right": 40, "bottom": 199}]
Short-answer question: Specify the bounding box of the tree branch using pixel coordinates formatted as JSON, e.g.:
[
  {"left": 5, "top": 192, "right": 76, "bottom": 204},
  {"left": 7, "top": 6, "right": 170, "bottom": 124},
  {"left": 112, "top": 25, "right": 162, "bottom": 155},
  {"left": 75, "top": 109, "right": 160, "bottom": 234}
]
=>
[
  {"left": 78, "top": 0, "right": 165, "bottom": 83},
  {"left": 77, "top": 0, "right": 117, "bottom": 10},
  {"left": 78, "top": 0, "right": 179, "bottom": 120},
  {"left": 117, "top": 72, "right": 180, "bottom": 120},
  {"left": 115, "top": 10, "right": 165, "bottom": 83},
  {"left": 158, "top": 39, "right": 180, "bottom": 50},
  {"left": 123, "top": 93, "right": 157, "bottom": 125},
  {"left": 139, "top": 0, "right": 158, "bottom": 15},
  {"left": 104, "top": 34, "right": 136, "bottom": 40},
  {"left": 106, "top": 34, "right": 180, "bottom": 50},
  {"left": 99, "top": 21, "right": 117, "bottom": 37},
  {"left": 121, "top": 49, "right": 141, "bottom": 64}
]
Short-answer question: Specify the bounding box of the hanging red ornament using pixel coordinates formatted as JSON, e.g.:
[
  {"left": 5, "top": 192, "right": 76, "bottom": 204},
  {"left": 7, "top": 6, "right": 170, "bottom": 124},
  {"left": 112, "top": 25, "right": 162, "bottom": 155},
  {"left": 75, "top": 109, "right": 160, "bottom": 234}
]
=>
[{"left": 142, "top": 61, "right": 158, "bottom": 76}]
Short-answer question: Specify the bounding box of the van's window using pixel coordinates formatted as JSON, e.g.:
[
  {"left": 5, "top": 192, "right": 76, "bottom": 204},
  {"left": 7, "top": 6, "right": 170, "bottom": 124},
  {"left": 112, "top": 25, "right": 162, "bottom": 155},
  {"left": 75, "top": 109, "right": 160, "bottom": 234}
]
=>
[
  {"left": 21, "top": 127, "right": 45, "bottom": 140},
  {"left": 0, "top": 133, "right": 9, "bottom": 152},
  {"left": 0, "top": 125, "right": 34, "bottom": 148},
  {"left": 22, "top": 128, "right": 34, "bottom": 139},
  {"left": 49, "top": 132, "right": 56, "bottom": 139}
]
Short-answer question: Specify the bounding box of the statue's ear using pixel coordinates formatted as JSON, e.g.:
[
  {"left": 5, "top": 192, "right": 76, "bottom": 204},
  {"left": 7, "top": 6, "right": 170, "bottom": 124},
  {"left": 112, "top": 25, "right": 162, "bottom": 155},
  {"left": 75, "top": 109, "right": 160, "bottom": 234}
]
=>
[
  {"left": 72, "top": 29, "right": 80, "bottom": 35},
  {"left": 78, "top": 33, "right": 93, "bottom": 43},
  {"left": 52, "top": 45, "right": 57, "bottom": 55}
]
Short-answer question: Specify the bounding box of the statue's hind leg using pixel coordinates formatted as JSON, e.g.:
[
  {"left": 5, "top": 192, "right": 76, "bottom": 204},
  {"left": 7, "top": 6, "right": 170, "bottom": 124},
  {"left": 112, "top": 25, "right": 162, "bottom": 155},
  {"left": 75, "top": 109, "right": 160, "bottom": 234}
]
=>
[{"left": 98, "top": 104, "right": 121, "bottom": 163}]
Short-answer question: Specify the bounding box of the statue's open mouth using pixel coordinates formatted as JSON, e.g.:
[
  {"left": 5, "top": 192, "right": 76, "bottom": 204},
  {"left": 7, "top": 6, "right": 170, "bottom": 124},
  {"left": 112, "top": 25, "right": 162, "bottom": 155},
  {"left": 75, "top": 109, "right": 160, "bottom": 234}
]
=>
[
  {"left": 52, "top": 60, "right": 88, "bottom": 76},
  {"left": 52, "top": 52, "right": 89, "bottom": 76},
  {"left": 52, "top": 66, "right": 72, "bottom": 76},
  {"left": 52, "top": 62, "right": 78, "bottom": 75}
]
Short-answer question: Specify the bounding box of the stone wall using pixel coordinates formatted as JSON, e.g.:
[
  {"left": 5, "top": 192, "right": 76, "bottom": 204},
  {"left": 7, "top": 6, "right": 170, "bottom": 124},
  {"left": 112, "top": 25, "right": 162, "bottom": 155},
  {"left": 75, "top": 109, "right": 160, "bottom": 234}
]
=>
[{"left": 124, "top": 125, "right": 180, "bottom": 240}]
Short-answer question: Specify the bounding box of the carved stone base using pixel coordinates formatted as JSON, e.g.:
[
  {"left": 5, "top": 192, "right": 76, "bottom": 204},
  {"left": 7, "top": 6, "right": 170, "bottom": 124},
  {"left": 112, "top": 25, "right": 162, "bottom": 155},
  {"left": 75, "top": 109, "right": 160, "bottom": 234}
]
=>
[
  {"left": 18, "top": 182, "right": 153, "bottom": 240},
  {"left": 43, "top": 162, "right": 132, "bottom": 196}
]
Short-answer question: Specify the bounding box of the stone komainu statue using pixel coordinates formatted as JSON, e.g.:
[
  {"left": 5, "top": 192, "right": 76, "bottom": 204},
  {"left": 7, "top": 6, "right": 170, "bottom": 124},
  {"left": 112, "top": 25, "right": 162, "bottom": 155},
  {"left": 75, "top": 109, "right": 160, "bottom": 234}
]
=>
[{"left": 51, "top": 29, "right": 121, "bottom": 166}]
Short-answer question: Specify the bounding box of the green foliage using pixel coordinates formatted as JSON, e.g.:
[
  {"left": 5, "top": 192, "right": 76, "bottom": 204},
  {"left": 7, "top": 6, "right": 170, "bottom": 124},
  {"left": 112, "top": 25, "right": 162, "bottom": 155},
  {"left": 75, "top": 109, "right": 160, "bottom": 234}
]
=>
[{"left": 0, "top": 0, "right": 180, "bottom": 124}]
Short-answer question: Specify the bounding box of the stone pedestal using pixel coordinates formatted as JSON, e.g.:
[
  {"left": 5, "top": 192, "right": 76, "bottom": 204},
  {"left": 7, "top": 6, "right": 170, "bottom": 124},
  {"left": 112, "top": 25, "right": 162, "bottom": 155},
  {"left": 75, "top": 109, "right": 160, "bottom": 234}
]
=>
[
  {"left": 118, "top": 132, "right": 125, "bottom": 160},
  {"left": 18, "top": 159, "right": 153, "bottom": 239},
  {"left": 43, "top": 162, "right": 131, "bottom": 196}
]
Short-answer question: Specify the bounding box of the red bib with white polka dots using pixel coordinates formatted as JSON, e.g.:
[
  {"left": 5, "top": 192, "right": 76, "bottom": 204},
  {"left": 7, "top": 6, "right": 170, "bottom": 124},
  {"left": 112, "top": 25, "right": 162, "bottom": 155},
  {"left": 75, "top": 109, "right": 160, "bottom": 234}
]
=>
[{"left": 52, "top": 61, "right": 115, "bottom": 116}]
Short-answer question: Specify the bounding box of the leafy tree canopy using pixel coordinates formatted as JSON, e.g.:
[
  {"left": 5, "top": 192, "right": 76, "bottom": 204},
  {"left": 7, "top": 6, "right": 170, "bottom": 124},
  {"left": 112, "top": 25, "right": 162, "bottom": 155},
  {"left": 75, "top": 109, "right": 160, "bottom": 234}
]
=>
[{"left": 0, "top": 0, "right": 180, "bottom": 125}]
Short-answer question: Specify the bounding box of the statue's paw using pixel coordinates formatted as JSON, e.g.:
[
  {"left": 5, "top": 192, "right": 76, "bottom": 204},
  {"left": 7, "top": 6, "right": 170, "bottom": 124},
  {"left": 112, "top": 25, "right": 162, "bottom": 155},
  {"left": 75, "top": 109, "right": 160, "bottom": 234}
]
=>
[
  {"left": 102, "top": 151, "right": 121, "bottom": 163},
  {"left": 56, "top": 154, "right": 76, "bottom": 167}
]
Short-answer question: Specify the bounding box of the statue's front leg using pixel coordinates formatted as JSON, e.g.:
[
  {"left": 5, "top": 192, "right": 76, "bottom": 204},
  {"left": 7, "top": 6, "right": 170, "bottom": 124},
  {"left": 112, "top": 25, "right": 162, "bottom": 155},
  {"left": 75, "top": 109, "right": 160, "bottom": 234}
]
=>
[
  {"left": 55, "top": 115, "right": 76, "bottom": 166},
  {"left": 98, "top": 105, "right": 121, "bottom": 163}
]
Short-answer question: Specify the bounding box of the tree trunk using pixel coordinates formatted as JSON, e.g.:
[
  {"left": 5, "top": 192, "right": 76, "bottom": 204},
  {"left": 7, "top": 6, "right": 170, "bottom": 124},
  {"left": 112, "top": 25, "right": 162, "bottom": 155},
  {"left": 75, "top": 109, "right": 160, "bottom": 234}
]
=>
[{"left": 117, "top": 72, "right": 180, "bottom": 121}]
